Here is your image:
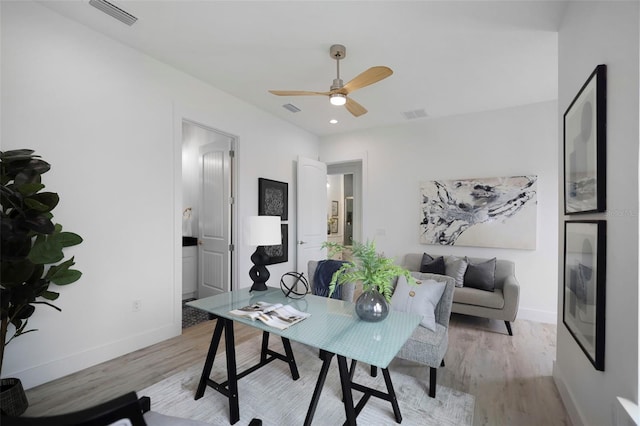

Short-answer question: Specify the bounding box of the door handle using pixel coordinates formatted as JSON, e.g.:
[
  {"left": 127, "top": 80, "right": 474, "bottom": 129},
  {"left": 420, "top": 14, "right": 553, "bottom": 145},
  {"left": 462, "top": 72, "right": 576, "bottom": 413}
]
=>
[{"left": 298, "top": 241, "right": 307, "bottom": 245}]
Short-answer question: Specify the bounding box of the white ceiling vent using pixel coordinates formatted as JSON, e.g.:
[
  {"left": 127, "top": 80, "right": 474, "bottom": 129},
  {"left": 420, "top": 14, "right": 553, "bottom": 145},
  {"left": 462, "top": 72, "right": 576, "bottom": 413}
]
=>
[
  {"left": 402, "top": 109, "right": 428, "bottom": 120},
  {"left": 282, "top": 103, "right": 301, "bottom": 113},
  {"left": 89, "top": 0, "right": 138, "bottom": 26}
]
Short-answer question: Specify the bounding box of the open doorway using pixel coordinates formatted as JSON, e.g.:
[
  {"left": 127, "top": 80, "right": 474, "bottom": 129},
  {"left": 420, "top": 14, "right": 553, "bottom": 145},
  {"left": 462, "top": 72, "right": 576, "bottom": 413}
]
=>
[
  {"left": 327, "top": 161, "right": 362, "bottom": 257},
  {"left": 181, "top": 120, "right": 236, "bottom": 328}
]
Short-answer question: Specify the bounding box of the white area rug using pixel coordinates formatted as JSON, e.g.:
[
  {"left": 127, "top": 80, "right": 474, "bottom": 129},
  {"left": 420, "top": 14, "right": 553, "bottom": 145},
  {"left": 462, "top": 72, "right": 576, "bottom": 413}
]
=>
[{"left": 140, "top": 336, "right": 474, "bottom": 426}]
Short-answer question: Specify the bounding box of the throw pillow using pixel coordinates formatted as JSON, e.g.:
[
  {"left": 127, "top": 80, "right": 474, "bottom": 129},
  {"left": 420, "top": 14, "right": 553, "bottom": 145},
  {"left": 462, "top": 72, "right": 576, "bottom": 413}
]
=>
[
  {"left": 420, "top": 253, "right": 434, "bottom": 269},
  {"left": 391, "top": 275, "right": 446, "bottom": 331},
  {"left": 420, "top": 255, "right": 446, "bottom": 275},
  {"left": 444, "top": 256, "right": 468, "bottom": 288},
  {"left": 463, "top": 257, "right": 497, "bottom": 292}
]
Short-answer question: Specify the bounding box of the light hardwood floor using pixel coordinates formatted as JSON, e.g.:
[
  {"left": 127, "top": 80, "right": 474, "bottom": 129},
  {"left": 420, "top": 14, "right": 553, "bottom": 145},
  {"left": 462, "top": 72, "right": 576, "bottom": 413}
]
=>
[{"left": 22, "top": 314, "right": 570, "bottom": 426}]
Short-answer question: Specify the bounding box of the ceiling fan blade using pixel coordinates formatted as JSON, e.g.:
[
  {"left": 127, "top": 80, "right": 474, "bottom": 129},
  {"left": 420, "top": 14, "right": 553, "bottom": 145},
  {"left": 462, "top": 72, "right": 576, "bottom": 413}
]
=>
[
  {"left": 345, "top": 97, "right": 368, "bottom": 117},
  {"left": 268, "top": 90, "right": 330, "bottom": 96},
  {"left": 343, "top": 66, "right": 393, "bottom": 94}
]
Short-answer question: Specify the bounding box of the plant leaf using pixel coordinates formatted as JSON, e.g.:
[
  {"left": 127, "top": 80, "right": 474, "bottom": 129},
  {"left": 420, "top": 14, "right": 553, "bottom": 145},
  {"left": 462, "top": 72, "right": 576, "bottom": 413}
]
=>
[
  {"left": 40, "top": 290, "right": 60, "bottom": 301},
  {"left": 16, "top": 183, "right": 45, "bottom": 196},
  {"left": 56, "top": 232, "right": 83, "bottom": 248},
  {"left": 50, "top": 269, "right": 82, "bottom": 285},
  {"left": 28, "top": 237, "right": 63, "bottom": 264}
]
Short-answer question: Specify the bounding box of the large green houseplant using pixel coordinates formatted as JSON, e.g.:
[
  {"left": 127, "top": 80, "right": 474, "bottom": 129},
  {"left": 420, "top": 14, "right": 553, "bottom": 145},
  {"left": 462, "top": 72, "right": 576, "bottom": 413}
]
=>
[
  {"left": 0, "top": 149, "right": 83, "bottom": 415},
  {"left": 323, "top": 240, "right": 413, "bottom": 321}
]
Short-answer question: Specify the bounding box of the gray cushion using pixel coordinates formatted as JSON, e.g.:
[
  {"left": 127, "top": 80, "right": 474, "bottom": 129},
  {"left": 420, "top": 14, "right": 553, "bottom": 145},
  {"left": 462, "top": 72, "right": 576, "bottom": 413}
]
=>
[
  {"left": 444, "top": 256, "right": 468, "bottom": 288},
  {"left": 397, "top": 323, "right": 448, "bottom": 367},
  {"left": 420, "top": 255, "right": 445, "bottom": 274},
  {"left": 453, "top": 287, "right": 505, "bottom": 309},
  {"left": 391, "top": 275, "right": 446, "bottom": 331},
  {"left": 464, "top": 257, "right": 496, "bottom": 292}
]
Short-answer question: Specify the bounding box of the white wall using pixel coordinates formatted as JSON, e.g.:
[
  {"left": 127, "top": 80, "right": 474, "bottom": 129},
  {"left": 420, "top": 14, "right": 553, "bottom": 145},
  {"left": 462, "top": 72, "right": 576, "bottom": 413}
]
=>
[
  {"left": 320, "top": 101, "right": 559, "bottom": 323},
  {"left": 554, "top": 2, "right": 639, "bottom": 425},
  {"left": 1, "top": 1, "right": 319, "bottom": 388}
]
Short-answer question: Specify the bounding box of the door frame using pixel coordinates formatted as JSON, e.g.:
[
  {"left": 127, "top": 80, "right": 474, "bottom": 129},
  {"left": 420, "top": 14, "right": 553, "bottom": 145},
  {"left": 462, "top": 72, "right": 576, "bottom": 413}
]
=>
[
  {"left": 324, "top": 153, "right": 367, "bottom": 245},
  {"left": 173, "top": 105, "right": 239, "bottom": 330}
]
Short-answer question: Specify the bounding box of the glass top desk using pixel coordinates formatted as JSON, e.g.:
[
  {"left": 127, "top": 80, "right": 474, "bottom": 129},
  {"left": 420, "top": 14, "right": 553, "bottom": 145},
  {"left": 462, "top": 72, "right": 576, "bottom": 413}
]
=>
[{"left": 188, "top": 287, "right": 421, "bottom": 425}]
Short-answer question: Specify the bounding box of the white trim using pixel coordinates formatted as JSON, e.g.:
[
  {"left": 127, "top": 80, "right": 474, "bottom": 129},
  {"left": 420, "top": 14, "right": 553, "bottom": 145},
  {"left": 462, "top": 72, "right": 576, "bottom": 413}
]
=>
[
  {"left": 616, "top": 397, "right": 639, "bottom": 425},
  {"left": 517, "top": 307, "right": 557, "bottom": 324},
  {"left": 21, "top": 324, "right": 178, "bottom": 390},
  {"left": 553, "top": 361, "right": 587, "bottom": 426}
]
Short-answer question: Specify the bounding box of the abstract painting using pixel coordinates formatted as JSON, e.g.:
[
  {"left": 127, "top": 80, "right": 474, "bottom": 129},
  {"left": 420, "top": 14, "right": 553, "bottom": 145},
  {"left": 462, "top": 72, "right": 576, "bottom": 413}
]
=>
[
  {"left": 258, "top": 178, "right": 288, "bottom": 220},
  {"left": 563, "top": 220, "right": 606, "bottom": 370},
  {"left": 564, "top": 64, "right": 606, "bottom": 214},
  {"left": 419, "top": 175, "right": 537, "bottom": 249}
]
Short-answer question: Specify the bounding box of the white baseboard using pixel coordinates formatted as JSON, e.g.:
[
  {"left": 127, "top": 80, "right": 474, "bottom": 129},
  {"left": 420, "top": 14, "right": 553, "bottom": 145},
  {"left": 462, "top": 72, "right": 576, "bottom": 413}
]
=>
[
  {"left": 553, "top": 361, "right": 587, "bottom": 426},
  {"left": 19, "top": 322, "right": 181, "bottom": 390},
  {"left": 518, "top": 307, "right": 557, "bottom": 324}
]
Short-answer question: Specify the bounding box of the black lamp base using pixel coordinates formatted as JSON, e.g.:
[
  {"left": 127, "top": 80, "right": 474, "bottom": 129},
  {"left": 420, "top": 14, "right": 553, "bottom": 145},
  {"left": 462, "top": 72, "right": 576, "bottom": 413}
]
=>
[{"left": 249, "top": 246, "right": 270, "bottom": 291}]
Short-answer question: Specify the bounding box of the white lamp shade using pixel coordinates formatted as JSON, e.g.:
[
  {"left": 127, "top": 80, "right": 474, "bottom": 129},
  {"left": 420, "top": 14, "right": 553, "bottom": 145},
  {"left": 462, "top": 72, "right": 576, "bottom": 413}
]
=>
[{"left": 244, "top": 216, "right": 281, "bottom": 246}]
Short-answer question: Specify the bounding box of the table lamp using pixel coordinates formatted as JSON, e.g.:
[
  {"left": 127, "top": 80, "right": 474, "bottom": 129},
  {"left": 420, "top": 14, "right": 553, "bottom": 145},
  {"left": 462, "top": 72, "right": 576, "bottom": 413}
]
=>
[{"left": 244, "top": 215, "right": 281, "bottom": 291}]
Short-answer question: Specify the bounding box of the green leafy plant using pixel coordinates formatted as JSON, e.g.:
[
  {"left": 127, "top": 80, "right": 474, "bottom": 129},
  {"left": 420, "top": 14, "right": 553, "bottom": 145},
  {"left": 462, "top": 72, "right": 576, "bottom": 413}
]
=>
[
  {"left": 0, "top": 149, "right": 83, "bottom": 376},
  {"left": 323, "top": 240, "right": 413, "bottom": 302}
]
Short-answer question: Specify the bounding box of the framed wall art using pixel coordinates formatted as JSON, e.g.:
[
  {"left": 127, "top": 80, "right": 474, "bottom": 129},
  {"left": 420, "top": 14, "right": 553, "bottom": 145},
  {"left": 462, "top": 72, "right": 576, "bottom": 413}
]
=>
[
  {"left": 330, "top": 217, "right": 339, "bottom": 234},
  {"left": 564, "top": 64, "right": 607, "bottom": 214},
  {"left": 264, "top": 224, "right": 288, "bottom": 265},
  {"left": 331, "top": 200, "right": 339, "bottom": 217},
  {"left": 563, "top": 220, "right": 606, "bottom": 371},
  {"left": 419, "top": 175, "right": 537, "bottom": 249},
  {"left": 258, "top": 178, "right": 288, "bottom": 220}
]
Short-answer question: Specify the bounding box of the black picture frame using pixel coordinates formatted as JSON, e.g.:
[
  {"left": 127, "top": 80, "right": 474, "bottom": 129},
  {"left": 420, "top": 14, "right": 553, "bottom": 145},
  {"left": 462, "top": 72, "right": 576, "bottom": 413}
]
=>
[
  {"left": 563, "top": 64, "right": 606, "bottom": 214},
  {"left": 331, "top": 200, "right": 339, "bottom": 216},
  {"left": 264, "top": 224, "right": 288, "bottom": 265},
  {"left": 330, "top": 217, "right": 339, "bottom": 234},
  {"left": 258, "top": 178, "right": 288, "bottom": 220},
  {"left": 563, "top": 220, "right": 606, "bottom": 371}
]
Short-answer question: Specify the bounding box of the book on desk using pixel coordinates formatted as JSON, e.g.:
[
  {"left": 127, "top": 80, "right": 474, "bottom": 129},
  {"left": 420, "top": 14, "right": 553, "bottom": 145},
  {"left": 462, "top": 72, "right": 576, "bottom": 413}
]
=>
[{"left": 229, "top": 301, "right": 310, "bottom": 330}]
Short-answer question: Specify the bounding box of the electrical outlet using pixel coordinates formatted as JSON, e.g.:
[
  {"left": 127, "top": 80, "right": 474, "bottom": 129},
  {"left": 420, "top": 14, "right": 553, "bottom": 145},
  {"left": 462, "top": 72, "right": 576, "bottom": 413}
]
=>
[{"left": 132, "top": 300, "right": 142, "bottom": 312}]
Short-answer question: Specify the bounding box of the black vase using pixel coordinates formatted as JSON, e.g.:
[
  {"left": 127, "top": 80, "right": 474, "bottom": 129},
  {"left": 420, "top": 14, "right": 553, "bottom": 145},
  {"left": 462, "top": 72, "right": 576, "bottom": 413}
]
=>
[
  {"left": 355, "top": 289, "right": 389, "bottom": 322},
  {"left": 0, "top": 378, "right": 29, "bottom": 416}
]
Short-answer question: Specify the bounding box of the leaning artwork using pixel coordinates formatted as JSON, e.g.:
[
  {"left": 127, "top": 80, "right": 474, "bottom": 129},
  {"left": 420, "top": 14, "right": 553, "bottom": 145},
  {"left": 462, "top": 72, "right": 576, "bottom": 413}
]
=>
[{"left": 419, "top": 175, "right": 537, "bottom": 249}]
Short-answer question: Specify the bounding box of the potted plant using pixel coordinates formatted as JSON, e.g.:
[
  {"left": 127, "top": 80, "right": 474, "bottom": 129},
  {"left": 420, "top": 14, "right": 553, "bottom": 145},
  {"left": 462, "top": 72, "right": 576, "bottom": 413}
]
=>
[
  {"left": 0, "top": 149, "right": 83, "bottom": 415},
  {"left": 323, "top": 240, "right": 413, "bottom": 322}
]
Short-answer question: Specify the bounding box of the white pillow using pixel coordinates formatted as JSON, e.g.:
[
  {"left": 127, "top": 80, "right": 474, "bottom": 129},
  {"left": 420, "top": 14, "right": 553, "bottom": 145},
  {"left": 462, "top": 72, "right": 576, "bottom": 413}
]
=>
[
  {"left": 445, "top": 256, "right": 468, "bottom": 288},
  {"left": 391, "top": 275, "right": 446, "bottom": 331}
]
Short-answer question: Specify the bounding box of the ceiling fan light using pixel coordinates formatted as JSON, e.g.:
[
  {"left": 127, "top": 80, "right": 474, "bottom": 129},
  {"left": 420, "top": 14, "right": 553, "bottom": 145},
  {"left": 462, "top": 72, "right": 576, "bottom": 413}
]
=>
[{"left": 330, "top": 94, "right": 347, "bottom": 106}]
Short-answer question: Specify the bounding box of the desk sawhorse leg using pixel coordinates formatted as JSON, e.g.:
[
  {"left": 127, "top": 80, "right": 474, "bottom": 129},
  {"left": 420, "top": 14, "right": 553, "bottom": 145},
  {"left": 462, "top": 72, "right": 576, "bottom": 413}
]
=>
[
  {"left": 304, "top": 352, "right": 402, "bottom": 426},
  {"left": 194, "top": 316, "right": 299, "bottom": 425}
]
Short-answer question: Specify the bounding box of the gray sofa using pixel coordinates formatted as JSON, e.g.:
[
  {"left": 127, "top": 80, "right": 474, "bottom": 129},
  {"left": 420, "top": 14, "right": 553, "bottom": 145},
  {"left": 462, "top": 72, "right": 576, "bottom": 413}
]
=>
[
  {"left": 308, "top": 260, "right": 455, "bottom": 398},
  {"left": 402, "top": 253, "right": 520, "bottom": 336}
]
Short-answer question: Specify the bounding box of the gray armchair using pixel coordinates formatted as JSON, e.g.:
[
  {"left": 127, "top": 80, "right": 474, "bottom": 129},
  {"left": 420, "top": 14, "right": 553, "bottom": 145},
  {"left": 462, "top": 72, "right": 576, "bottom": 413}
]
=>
[
  {"left": 309, "top": 259, "right": 454, "bottom": 398},
  {"left": 394, "top": 272, "right": 455, "bottom": 398}
]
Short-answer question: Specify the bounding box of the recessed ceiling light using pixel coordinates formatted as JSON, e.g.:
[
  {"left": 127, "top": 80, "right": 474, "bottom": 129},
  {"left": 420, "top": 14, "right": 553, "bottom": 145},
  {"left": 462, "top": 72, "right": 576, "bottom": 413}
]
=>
[{"left": 329, "top": 119, "right": 338, "bottom": 124}]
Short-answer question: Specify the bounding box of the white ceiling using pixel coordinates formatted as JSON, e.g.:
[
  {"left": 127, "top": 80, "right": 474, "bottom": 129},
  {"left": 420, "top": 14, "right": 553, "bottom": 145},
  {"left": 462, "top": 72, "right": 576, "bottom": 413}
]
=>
[{"left": 39, "top": 0, "right": 564, "bottom": 136}]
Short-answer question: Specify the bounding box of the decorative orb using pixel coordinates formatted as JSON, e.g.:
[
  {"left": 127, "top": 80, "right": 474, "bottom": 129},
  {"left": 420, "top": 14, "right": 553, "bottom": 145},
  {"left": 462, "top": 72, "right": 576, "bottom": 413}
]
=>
[{"left": 280, "top": 272, "right": 309, "bottom": 299}]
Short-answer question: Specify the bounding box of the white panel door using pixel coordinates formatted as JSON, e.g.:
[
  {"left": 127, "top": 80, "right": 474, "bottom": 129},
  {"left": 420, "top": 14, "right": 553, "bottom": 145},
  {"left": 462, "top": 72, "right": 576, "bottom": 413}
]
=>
[
  {"left": 199, "top": 142, "right": 231, "bottom": 298},
  {"left": 296, "top": 156, "right": 328, "bottom": 276}
]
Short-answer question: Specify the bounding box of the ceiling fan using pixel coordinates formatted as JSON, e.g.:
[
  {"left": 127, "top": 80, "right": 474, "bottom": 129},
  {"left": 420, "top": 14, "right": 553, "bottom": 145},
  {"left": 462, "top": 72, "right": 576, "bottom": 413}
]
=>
[{"left": 268, "top": 44, "right": 393, "bottom": 117}]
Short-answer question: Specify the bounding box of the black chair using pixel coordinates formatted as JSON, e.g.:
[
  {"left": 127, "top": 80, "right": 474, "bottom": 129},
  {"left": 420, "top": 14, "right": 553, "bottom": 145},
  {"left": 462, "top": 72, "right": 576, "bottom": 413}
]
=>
[{"left": 1, "top": 392, "right": 147, "bottom": 426}]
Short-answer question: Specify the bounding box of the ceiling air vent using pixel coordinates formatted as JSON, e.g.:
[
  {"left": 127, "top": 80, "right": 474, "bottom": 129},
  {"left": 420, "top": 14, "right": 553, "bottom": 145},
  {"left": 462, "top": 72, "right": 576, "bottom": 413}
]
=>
[
  {"left": 402, "top": 109, "right": 428, "bottom": 120},
  {"left": 89, "top": 0, "right": 138, "bottom": 26},
  {"left": 282, "top": 103, "right": 301, "bottom": 113}
]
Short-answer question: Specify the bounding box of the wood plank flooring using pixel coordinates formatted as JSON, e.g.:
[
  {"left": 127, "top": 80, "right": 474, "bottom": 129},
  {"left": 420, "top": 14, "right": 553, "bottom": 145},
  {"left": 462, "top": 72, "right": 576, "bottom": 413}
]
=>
[{"left": 22, "top": 314, "right": 570, "bottom": 426}]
